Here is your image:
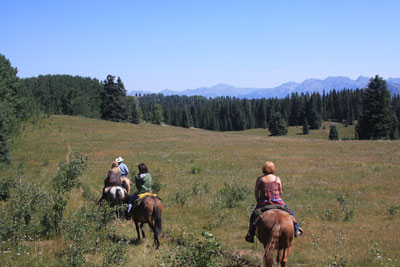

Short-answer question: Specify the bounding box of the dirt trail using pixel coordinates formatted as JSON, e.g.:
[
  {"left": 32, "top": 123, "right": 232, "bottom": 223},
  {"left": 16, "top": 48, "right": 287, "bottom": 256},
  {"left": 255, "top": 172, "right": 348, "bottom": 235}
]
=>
[
  {"left": 65, "top": 143, "right": 71, "bottom": 163},
  {"left": 57, "top": 130, "right": 84, "bottom": 194}
]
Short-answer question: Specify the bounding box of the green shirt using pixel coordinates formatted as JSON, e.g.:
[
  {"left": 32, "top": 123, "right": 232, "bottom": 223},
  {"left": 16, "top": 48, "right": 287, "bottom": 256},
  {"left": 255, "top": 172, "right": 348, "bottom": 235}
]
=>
[{"left": 135, "top": 173, "right": 152, "bottom": 194}]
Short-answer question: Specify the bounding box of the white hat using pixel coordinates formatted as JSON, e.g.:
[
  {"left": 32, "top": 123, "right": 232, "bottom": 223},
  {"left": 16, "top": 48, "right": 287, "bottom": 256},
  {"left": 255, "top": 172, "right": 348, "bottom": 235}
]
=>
[{"left": 115, "top": 157, "right": 124, "bottom": 163}]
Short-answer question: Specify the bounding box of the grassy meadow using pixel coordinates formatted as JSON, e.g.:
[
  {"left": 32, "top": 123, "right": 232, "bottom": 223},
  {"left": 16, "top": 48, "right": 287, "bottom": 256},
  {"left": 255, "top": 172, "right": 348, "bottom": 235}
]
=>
[{"left": 1, "top": 115, "right": 400, "bottom": 266}]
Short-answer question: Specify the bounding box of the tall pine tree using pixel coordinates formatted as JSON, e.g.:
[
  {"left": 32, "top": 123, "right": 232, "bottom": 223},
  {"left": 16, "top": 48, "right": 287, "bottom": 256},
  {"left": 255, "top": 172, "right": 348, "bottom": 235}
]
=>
[
  {"left": 356, "top": 76, "right": 394, "bottom": 140},
  {"left": 100, "top": 75, "right": 129, "bottom": 122}
]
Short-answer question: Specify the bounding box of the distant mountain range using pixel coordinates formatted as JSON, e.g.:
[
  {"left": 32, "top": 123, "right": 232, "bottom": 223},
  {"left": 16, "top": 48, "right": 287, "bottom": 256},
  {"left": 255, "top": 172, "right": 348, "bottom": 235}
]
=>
[{"left": 128, "top": 76, "right": 400, "bottom": 99}]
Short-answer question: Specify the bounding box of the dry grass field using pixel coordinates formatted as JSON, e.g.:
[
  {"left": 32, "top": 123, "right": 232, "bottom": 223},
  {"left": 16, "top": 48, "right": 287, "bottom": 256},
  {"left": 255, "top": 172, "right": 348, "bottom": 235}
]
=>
[{"left": 2, "top": 115, "right": 400, "bottom": 266}]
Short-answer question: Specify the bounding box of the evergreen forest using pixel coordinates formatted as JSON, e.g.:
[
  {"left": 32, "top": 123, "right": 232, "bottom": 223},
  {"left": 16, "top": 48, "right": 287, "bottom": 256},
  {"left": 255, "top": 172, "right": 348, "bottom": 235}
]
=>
[{"left": 1, "top": 53, "right": 400, "bottom": 166}]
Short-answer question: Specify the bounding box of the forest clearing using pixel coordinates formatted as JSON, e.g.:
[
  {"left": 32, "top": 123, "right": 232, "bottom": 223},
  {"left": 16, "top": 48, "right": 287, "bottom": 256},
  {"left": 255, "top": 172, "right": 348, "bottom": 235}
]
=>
[{"left": 1, "top": 115, "right": 399, "bottom": 266}]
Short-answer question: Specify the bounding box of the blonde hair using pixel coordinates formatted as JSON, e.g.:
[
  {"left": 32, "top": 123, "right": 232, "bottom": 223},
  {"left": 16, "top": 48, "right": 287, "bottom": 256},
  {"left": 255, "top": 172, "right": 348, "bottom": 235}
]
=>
[
  {"left": 111, "top": 161, "right": 119, "bottom": 168},
  {"left": 262, "top": 161, "right": 275, "bottom": 175}
]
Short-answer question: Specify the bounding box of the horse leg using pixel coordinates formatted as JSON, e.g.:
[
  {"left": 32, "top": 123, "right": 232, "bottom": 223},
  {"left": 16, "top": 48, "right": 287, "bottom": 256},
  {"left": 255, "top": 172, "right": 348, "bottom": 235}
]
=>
[
  {"left": 146, "top": 216, "right": 160, "bottom": 249},
  {"left": 281, "top": 247, "right": 291, "bottom": 267},
  {"left": 140, "top": 222, "right": 146, "bottom": 239},
  {"left": 276, "top": 248, "right": 282, "bottom": 267},
  {"left": 134, "top": 220, "right": 141, "bottom": 241}
]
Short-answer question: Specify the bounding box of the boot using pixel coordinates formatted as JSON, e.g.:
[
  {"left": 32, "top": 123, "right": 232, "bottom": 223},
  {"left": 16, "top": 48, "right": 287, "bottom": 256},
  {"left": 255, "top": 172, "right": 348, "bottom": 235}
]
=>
[
  {"left": 245, "top": 230, "right": 255, "bottom": 243},
  {"left": 295, "top": 227, "right": 303, "bottom": 237},
  {"left": 245, "top": 213, "right": 257, "bottom": 243}
]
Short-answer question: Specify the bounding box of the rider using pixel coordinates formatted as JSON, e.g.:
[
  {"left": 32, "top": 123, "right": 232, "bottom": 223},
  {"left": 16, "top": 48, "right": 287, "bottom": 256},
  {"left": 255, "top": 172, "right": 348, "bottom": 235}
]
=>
[
  {"left": 245, "top": 161, "right": 303, "bottom": 243},
  {"left": 103, "top": 161, "right": 122, "bottom": 191},
  {"left": 127, "top": 163, "right": 152, "bottom": 214},
  {"left": 116, "top": 157, "right": 129, "bottom": 178}
]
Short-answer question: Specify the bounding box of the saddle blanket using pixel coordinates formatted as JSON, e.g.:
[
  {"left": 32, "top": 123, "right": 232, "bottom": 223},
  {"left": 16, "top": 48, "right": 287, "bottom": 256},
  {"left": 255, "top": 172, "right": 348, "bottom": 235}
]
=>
[{"left": 133, "top": 193, "right": 159, "bottom": 208}]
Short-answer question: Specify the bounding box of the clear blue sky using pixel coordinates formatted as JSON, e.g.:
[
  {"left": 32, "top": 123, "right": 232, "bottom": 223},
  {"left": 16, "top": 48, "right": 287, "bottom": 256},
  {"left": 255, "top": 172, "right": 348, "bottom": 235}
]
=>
[{"left": 1, "top": 0, "right": 400, "bottom": 92}]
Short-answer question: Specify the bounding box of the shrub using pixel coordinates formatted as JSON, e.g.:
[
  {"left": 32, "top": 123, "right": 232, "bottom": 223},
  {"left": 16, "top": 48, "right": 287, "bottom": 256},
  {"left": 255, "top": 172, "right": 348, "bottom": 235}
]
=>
[
  {"left": 166, "top": 231, "right": 222, "bottom": 267},
  {"left": 191, "top": 165, "right": 202, "bottom": 174},
  {"left": 389, "top": 205, "right": 399, "bottom": 216},
  {"left": 329, "top": 125, "right": 339, "bottom": 140},
  {"left": 102, "top": 241, "right": 128, "bottom": 267},
  {"left": 217, "top": 181, "right": 249, "bottom": 208},
  {"left": 0, "top": 174, "right": 14, "bottom": 201},
  {"left": 1, "top": 179, "right": 53, "bottom": 241},
  {"left": 174, "top": 188, "right": 190, "bottom": 206},
  {"left": 152, "top": 176, "right": 163, "bottom": 194}
]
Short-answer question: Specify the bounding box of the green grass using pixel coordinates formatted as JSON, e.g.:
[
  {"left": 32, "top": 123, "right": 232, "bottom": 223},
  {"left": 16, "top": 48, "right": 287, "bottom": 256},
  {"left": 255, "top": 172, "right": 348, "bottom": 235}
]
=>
[{"left": 2, "top": 115, "right": 400, "bottom": 266}]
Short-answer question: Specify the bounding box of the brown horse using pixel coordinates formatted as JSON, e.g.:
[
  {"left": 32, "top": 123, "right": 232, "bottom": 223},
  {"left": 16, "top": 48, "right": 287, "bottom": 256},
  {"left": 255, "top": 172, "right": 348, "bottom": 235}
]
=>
[
  {"left": 129, "top": 196, "right": 162, "bottom": 249},
  {"left": 256, "top": 209, "right": 294, "bottom": 267}
]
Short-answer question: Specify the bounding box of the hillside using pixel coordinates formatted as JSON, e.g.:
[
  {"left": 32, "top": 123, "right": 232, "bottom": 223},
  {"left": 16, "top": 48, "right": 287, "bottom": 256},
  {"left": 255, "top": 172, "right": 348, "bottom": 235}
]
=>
[{"left": 1, "top": 115, "right": 400, "bottom": 266}]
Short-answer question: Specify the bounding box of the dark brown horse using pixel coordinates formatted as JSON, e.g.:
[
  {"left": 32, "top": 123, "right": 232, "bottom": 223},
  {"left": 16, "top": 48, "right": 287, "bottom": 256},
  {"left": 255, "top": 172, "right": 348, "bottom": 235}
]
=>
[
  {"left": 129, "top": 196, "right": 162, "bottom": 249},
  {"left": 256, "top": 209, "right": 294, "bottom": 267}
]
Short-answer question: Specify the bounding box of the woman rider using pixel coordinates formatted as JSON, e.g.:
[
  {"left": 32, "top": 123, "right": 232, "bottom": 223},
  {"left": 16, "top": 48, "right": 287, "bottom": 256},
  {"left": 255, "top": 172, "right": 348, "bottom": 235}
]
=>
[
  {"left": 245, "top": 161, "right": 303, "bottom": 243},
  {"left": 127, "top": 163, "right": 152, "bottom": 215},
  {"left": 104, "top": 161, "right": 122, "bottom": 187}
]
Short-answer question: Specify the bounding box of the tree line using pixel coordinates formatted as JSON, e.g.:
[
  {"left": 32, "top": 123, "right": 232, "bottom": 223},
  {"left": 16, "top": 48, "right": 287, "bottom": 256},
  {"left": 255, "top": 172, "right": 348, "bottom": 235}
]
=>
[{"left": 1, "top": 53, "right": 399, "bottom": 166}]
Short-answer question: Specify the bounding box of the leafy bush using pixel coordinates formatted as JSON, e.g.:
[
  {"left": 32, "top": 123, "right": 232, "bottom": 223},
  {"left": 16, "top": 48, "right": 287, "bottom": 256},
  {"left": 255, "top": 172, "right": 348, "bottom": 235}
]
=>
[
  {"left": 0, "top": 174, "right": 14, "bottom": 201},
  {"left": 152, "top": 176, "right": 163, "bottom": 194},
  {"left": 324, "top": 194, "right": 354, "bottom": 222},
  {"left": 174, "top": 188, "right": 190, "bottom": 206},
  {"left": 52, "top": 152, "right": 87, "bottom": 233},
  {"left": 0, "top": 179, "right": 53, "bottom": 241},
  {"left": 102, "top": 241, "right": 128, "bottom": 267},
  {"left": 389, "top": 205, "right": 399, "bottom": 216},
  {"left": 166, "top": 231, "right": 222, "bottom": 267},
  {"left": 217, "top": 181, "right": 249, "bottom": 208},
  {"left": 337, "top": 194, "right": 354, "bottom": 221},
  {"left": 191, "top": 165, "right": 202, "bottom": 174}
]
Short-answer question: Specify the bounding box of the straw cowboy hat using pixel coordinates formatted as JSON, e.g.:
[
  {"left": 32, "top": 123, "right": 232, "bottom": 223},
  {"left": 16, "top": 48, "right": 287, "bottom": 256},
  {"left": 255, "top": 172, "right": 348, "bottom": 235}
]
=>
[{"left": 115, "top": 157, "right": 124, "bottom": 163}]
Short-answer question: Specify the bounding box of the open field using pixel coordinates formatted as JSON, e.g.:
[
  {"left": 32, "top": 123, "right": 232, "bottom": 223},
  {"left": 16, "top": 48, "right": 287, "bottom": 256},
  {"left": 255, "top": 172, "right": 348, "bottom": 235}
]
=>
[{"left": 2, "top": 115, "right": 400, "bottom": 266}]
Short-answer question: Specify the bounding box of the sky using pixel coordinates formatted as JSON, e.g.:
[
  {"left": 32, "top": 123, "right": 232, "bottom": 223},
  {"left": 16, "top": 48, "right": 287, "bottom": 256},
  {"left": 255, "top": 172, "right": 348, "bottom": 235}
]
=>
[{"left": 1, "top": 0, "right": 400, "bottom": 92}]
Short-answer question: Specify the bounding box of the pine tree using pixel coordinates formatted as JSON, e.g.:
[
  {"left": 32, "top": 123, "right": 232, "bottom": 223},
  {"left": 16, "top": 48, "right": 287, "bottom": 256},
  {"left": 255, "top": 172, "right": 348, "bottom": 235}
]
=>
[
  {"left": 100, "top": 75, "right": 129, "bottom": 122},
  {"left": 390, "top": 112, "right": 399, "bottom": 140},
  {"left": 303, "top": 118, "right": 309, "bottom": 134},
  {"left": 269, "top": 113, "right": 288, "bottom": 136},
  {"left": 0, "top": 106, "right": 10, "bottom": 165},
  {"left": 356, "top": 76, "right": 394, "bottom": 140},
  {"left": 0, "top": 54, "right": 21, "bottom": 134},
  {"left": 329, "top": 125, "right": 339, "bottom": 140},
  {"left": 152, "top": 104, "right": 163, "bottom": 124},
  {"left": 127, "top": 96, "right": 141, "bottom": 124},
  {"left": 181, "top": 108, "right": 191, "bottom": 128}
]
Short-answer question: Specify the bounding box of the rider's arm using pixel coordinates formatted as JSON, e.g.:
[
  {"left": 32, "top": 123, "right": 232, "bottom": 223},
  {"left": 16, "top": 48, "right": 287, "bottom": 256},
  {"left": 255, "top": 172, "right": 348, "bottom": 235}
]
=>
[{"left": 277, "top": 176, "right": 283, "bottom": 195}]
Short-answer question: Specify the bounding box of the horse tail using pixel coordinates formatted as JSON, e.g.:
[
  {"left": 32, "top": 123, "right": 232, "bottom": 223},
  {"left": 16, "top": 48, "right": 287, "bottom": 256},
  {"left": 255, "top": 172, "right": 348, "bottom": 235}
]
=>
[
  {"left": 116, "top": 187, "right": 124, "bottom": 204},
  {"left": 153, "top": 198, "right": 162, "bottom": 236},
  {"left": 264, "top": 220, "right": 281, "bottom": 267}
]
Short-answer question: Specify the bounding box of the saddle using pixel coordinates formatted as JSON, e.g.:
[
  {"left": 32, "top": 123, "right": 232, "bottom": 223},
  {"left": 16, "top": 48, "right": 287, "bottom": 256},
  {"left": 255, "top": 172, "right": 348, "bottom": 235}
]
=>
[
  {"left": 133, "top": 193, "right": 159, "bottom": 208},
  {"left": 253, "top": 204, "right": 297, "bottom": 225}
]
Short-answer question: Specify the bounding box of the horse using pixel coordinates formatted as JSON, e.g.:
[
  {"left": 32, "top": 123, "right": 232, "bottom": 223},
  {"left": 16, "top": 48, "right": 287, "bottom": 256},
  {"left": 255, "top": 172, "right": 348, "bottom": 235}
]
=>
[
  {"left": 129, "top": 196, "right": 162, "bottom": 249},
  {"left": 120, "top": 176, "right": 131, "bottom": 194},
  {"left": 256, "top": 209, "right": 294, "bottom": 267},
  {"left": 97, "top": 185, "right": 128, "bottom": 218}
]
